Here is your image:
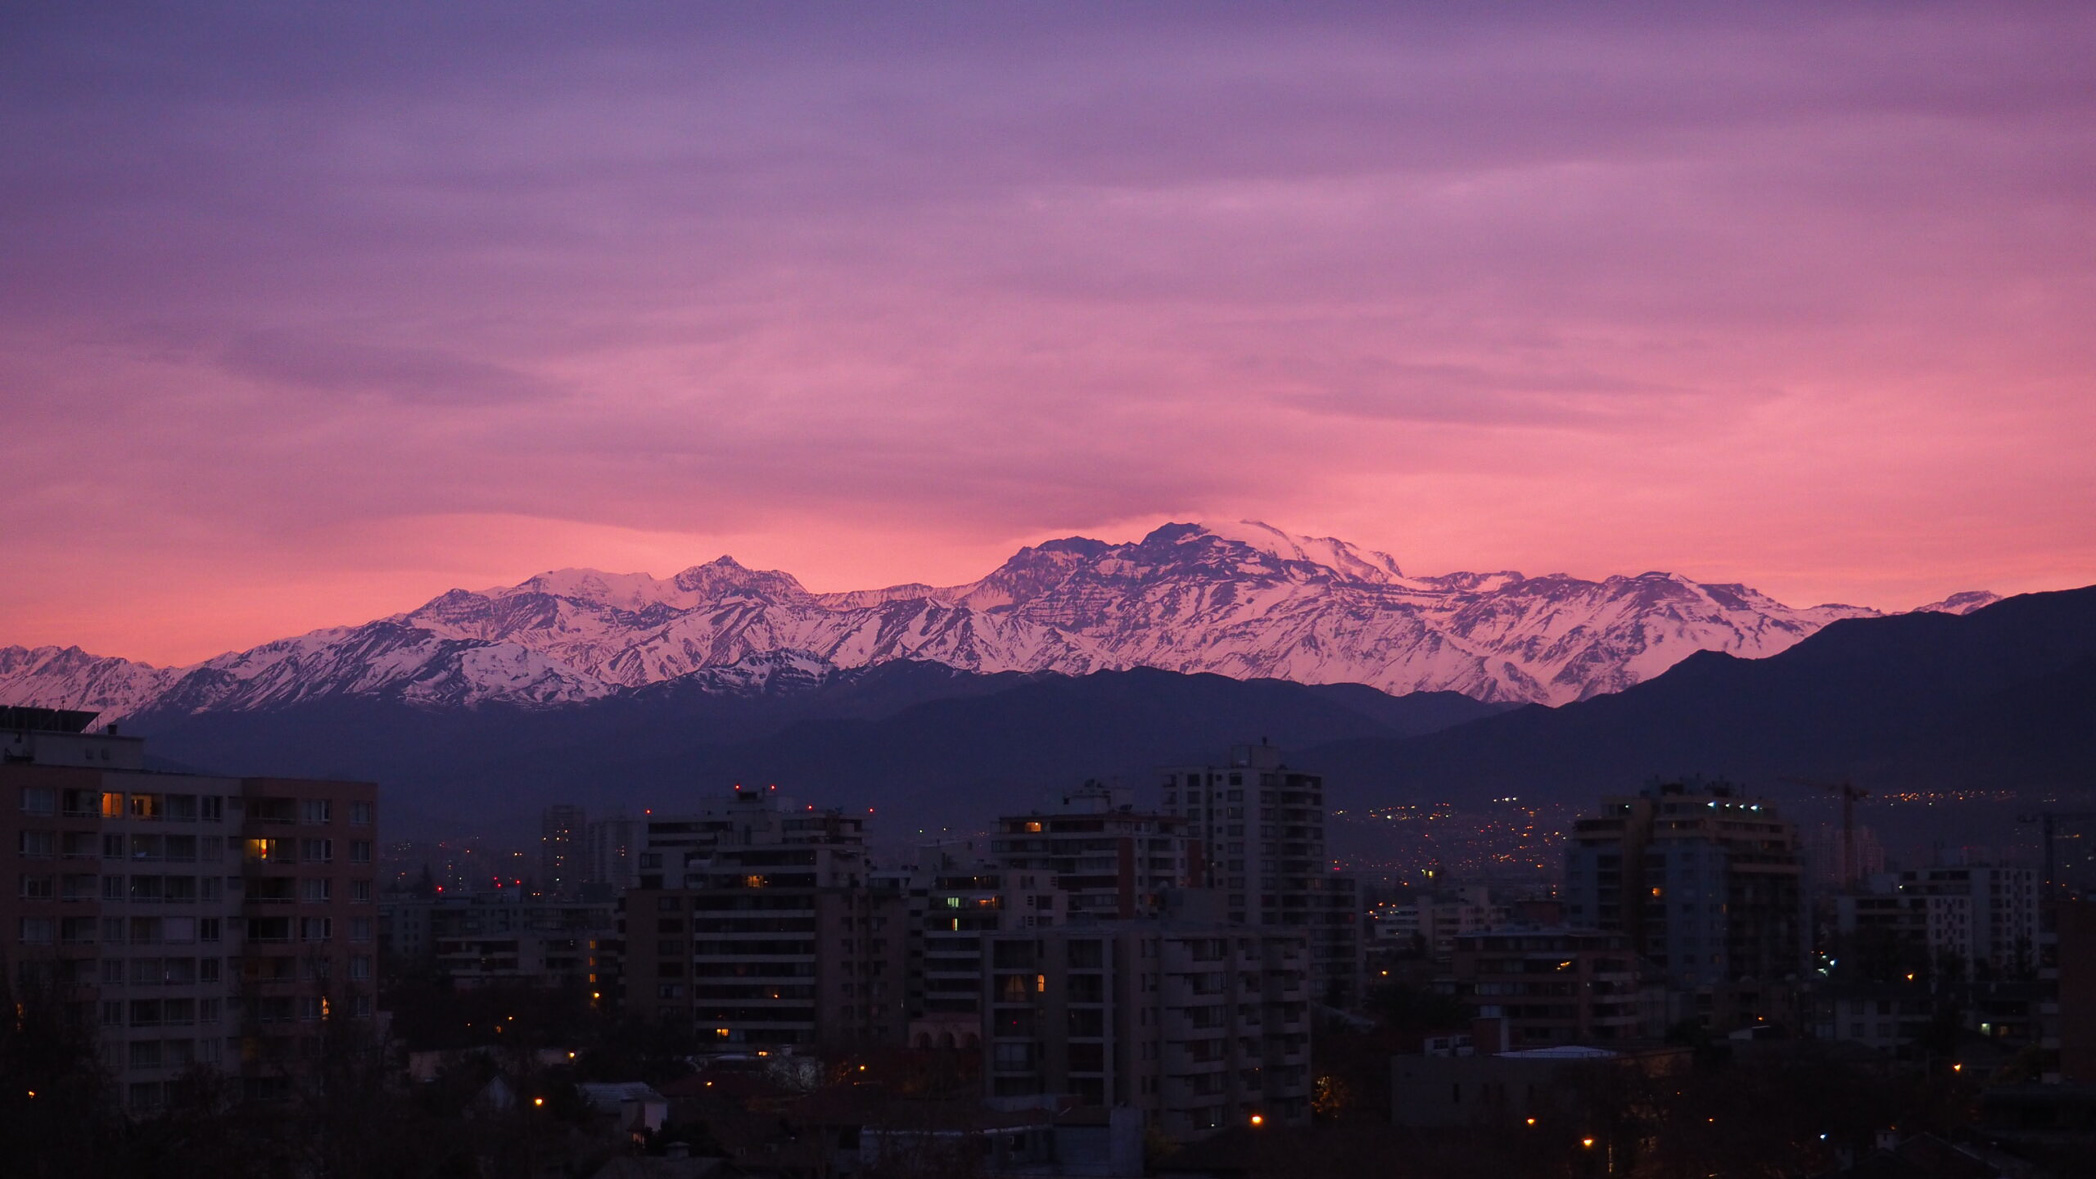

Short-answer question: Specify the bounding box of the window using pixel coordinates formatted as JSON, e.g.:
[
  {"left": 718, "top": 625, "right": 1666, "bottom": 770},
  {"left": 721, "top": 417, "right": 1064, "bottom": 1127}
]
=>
[
  {"left": 60, "top": 917, "right": 96, "bottom": 944},
  {"left": 199, "top": 918, "right": 221, "bottom": 943},
  {"left": 301, "top": 800, "right": 332, "bottom": 825},
  {"left": 129, "top": 793, "right": 161, "bottom": 820},
  {"left": 20, "top": 874, "right": 54, "bottom": 900},
  {"left": 163, "top": 835, "right": 196, "bottom": 863},
  {"left": 349, "top": 917, "right": 373, "bottom": 942},
  {"left": 300, "top": 878, "right": 332, "bottom": 903},
  {"left": 102, "top": 834, "right": 125, "bottom": 860},
  {"left": 200, "top": 836, "right": 223, "bottom": 860},
  {"left": 245, "top": 838, "right": 289, "bottom": 864},
  {"left": 349, "top": 801, "right": 373, "bottom": 826},
  {"left": 20, "top": 786, "right": 55, "bottom": 816},
  {"left": 200, "top": 958, "right": 221, "bottom": 982},
  {"left": 165, "top": 794, "right": 197, "bottom": 821},
  {"left": 61, "top": 874, "right": 95, "bottom": 901},
  {"left": 19, "top": 917, "right": 55, "bottom": 944},
  {"left": 18, "top": 830, "right": 54, "bottom": 859},
  {"left": 99, "top": 792, "right": 124, "bottom": 819},
  {"left": 299, "top": 838, "right": 332, "bottom": 863},
  {"left": 162, "top": 917, "right": 195, "bottom": 944},
  {"left": 299, "top": 917, "right": 332, "bottom": 942},
  {"left": 349, "top": 841, "right": 371, "bottom": 865},
  {"left": 296, "top": 997, "right": 323, "bottom": 1022},
  {"left": 350, "top": 879, "right": 371, "bottom": 902}
]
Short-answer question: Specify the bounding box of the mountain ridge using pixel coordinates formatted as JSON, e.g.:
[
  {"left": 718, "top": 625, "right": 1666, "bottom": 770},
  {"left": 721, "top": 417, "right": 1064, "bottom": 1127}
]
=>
[{"left": 0, "top": 521, "right": 1990, "bottom": 721}]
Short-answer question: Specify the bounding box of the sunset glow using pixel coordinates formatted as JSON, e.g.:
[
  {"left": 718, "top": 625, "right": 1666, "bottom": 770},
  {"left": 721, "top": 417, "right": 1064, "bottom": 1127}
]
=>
[{"left": 3, "top": 5, "right": 2092, "bottom": 664}]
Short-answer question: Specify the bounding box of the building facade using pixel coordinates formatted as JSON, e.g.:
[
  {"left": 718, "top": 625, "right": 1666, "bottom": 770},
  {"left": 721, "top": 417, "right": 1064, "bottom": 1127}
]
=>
[
  {"left": 616, "top": 787, "right": 908, "bottom": 1048},
  {"left": 1564, "top": 780, "right": 1804, "bottom": 987},
  {"left": 381, "top": 893, "right": 614, "bottom": 989},
  {"left": 980, "top": 922, "right": 1313, "bottom": 1141},
  {"left": 1442, "top": 928, "right": 1644, "bottom": 1047},
  {"left": 1158, "top": 743, "right": 1363, "bottom": 1007},
  {"left": 988, "top": 784, "right": 1194, "bottom": 922},
  {"left": 539, "top": 804, "right": 586, "bottom": 898},
  {"left": 1, "top": 708, "right": 377, "bottom": 1111}
]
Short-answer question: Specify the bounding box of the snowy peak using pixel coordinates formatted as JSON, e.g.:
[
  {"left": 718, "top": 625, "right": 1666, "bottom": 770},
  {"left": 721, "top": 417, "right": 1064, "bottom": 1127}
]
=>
[
  {"left": 1194, "top": 520, "right": 1406, "bottom": 583},
  {"left": 671, "top": 557, "right": 810, "bottom": 604},
  {"left": 1917, "top": 590, "right": 2001, "bottom": 616}
]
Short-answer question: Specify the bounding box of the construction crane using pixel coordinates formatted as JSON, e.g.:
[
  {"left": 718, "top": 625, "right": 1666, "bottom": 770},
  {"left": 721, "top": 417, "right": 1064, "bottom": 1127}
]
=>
[
  {"left": 2016, "top": 811, "right": 2096, "bottom": 896},
  {"left": 1782, "top": 777, "right": 1873, "bottom": 889}
]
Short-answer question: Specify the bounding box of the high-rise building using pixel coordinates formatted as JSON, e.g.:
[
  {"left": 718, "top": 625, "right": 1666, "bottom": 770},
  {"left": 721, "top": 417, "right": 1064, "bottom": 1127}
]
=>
[
  {"left": 539, "top": 804, "right": 585, "bottom": 898},
  {"left": 0, "top": 707, "right": 377, "bottom": 1112},
  {"left": 989, "top": 783, "right": 1194, "bottom": 921},
  {"left": 980, "top": 922, "right": 1313, "bottom": 1140},
  {"left": 907, "top": 841, "right": 1066, "bottom": 1032},
  {"left": 1563, "top": 780, "right": 1804, "bottom": 987},
  {"left": 1157, "top": 744, "right": 1363, "bottom": 1007},
  {"left": 582, "top": 814, "right": 643, "bottom": 892},
  {"left": 616, "top": 786, "right": 907, "bottom": 1048}
]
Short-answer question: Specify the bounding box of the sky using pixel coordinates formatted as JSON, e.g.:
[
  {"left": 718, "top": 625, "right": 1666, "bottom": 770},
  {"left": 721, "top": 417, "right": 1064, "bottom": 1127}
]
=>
[{"left": 3, "top": 2, "right": 2093, "bottom": 667}]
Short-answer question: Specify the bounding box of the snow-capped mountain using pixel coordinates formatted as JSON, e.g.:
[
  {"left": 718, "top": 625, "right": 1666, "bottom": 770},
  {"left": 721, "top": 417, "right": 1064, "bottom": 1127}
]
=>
[{"left": 0, "top": 522, "right": 1990, "bottom": 722}]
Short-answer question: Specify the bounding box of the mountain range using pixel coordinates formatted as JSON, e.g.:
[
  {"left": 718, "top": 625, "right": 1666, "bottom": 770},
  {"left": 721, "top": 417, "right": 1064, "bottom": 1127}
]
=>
[
  {"left": 102, "top": 586, "right": 2095, "bottom": 850},
  {"left": 0, "top": 521, "right": 1993, "bottom": 723}
]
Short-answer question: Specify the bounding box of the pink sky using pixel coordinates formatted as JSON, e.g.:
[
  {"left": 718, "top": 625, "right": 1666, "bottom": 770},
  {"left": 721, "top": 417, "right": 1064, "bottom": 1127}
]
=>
[{"left": 3, "top": 4, "right": 2094, "bottom": 666}]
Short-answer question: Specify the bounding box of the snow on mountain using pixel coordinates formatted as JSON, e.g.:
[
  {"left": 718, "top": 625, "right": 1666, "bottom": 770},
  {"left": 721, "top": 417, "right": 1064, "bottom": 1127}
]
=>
[
  {"left": 1916, "top": 590, "right": 2002, "bottom": 615},
  {"left": 0, "top": 646, "right": 179, "bottom": 717},
  {"left": 4, "top": 522, "right": 1969, "bottom": 723}
]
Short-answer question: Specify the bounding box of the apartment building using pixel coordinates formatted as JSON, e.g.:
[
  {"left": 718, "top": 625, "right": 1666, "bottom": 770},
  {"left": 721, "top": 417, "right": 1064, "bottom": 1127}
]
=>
[
  {"left": 1442, "top": 928, "right": 1644, "bottom": 1047},
  {"left": 981, "top": 922, "right": 1313, "bottom": 1141},
  {"left": 617, "top": 787, "right": 908, "bottom": 1048},
  {"left": 1158, "top": 743, "right": 1363, "bottom": 1007},
  {"left": 1563, "top": 780, "right": 1804, "bottom": 987},
  {"left": 1, "top": 708, "right": 376, "bottom": 1111},
  {"left": 381, "top": 893, "right": 614, "bottom": 989},
  {"left": 1898, "top": 865, "right": 2041, "bottom": 975},
  {"left": 539, "top": 804, "right": 586, "bottom": 898},
  {"left": 989, "top": 783, "right": 1194, "bottom": 921},
  {"left": 236, "top": 776, "right": 380, "bottom": 1102},
  {"left": 911, "top": 843, "right": 1066, "bottom": 1020},
  {"left": 1373, "top": 886, "right": 1504, "bottom": 961},
  {"left": 583, "top": 814, "right": 644, "bottom": 892}
]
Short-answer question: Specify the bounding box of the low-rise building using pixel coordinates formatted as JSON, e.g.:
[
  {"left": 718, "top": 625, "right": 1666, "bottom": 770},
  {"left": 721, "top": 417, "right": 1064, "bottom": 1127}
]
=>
[
  {"left": 1441, "top": 928, "right": 1645, "bottom": 1047},
  {"left": 382, "top": 893, "right": 614, "bottom": 989}
]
